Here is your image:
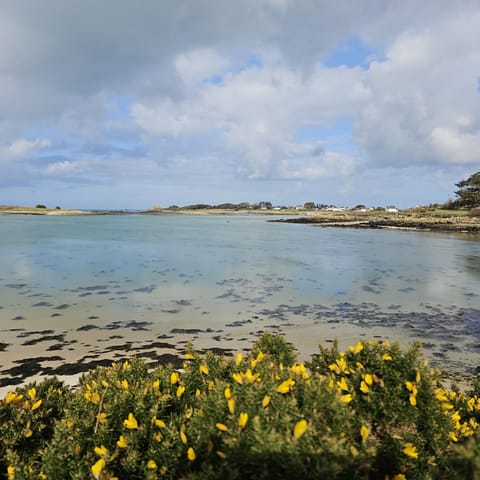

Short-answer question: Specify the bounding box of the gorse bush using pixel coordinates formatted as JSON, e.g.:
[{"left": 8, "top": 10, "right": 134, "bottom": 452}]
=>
[{"left": 1, "top": 335, "right": 479, "bottom": 479}]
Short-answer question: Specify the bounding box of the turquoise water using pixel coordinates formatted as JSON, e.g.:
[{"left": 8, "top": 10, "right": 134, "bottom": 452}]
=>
[{"left": 1, "top": 214, "right": 480, "bottom": 378}]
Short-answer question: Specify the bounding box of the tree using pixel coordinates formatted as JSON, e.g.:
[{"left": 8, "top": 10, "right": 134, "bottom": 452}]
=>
[
  {"left": 452, "top": 171, "right": 480, "bottom": 208},
  {"left": 304, "top": 202, "right": 316, "bottom": 209}
]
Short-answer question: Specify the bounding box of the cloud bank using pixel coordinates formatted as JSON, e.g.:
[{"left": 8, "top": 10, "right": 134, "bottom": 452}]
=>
[{"left": 0, "top": 0, "right": 479, "bottom": 208}]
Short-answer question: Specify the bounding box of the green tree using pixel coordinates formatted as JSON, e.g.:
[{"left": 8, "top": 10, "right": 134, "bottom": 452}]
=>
[{"left": 452, "top": 171, "right": 480, "bottom": 208}]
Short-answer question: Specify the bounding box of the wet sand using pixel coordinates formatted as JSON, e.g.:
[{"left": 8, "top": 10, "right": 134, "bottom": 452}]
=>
[{"left": 2, "top": 299, "right": 479, "bottom": 396}]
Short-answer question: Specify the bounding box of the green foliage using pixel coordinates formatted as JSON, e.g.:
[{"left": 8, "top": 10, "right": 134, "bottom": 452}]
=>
[
  {"left": 1, "top": 335, "right": 479, "bottom": 479},
  {"left": 450, "top": 171, "right": 480, "bottom": 209},
  {"left": 35, "top": 204, "right": 47, "bottom": 209}
]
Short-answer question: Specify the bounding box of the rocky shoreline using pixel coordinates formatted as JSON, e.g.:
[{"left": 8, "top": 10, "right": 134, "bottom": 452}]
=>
[{"left": 271, "top": 211, "right": 480, "bottom": 232}]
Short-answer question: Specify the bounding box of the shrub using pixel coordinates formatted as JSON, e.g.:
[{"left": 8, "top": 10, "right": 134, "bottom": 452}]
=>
[{"left": 1, "top": 335, "right": 479, "bottom": 479}]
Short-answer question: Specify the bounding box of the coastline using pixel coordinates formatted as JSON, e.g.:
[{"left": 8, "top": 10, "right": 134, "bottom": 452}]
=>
[
  {"left": 2, "top": 205, "right": 479, "bottom": 233},
  {"left": 271, "top": 211, "right": 480, "bottom": 233},
  {"left": 1, "top": 206, "right": 479, "bottom": 395},
  {"left": 2, "top": 299, "right": 479, "bottom": 396}
]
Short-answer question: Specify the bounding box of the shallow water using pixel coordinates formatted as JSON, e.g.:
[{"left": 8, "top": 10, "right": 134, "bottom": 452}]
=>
[{"left": 1, "top": 214, "right": 480, "bottom": 386}]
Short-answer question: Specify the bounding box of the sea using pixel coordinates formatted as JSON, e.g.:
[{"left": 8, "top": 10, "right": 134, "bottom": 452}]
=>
[{"left": 1, "top": 214, "right": 480, "bottom": 385}]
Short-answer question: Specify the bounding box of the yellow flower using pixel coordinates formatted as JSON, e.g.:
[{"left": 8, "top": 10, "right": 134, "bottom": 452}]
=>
[
  {"left": 336, "top": 377, "right": 349, "bottom": 392},
  {"left": 435, "top": 388, "right": 449, "bottom": 402},
  {"left": 27, "top": 387, "right": 36, "bottom": 400},
  {"left": 340, "top": 393, "right": 353, "bottom": 404},
  {"left": 277, "top": 379, "right": 295, "bottom": 394},
  {"left": 31, "top": 399, "right": 43, "bottom": 411},
  {"left": 102, "top": 380, "right": 109, "bottom": 388},
  {"left": 244, "top": 369, "right": 258, "bottom": 383},
  {"left": 238, "top": 412, "right": 248, "bottom": 429},
  {"left": 84, "top": 391, "right": 100, "bottom": 404},
  {"left": 416, "top": 370, "right": 422, "bottom": 383},
  {"left": 405, "top": 381, "right": 416, "bottom": 393},
  {"left": 155, "top": 432, "right": 163, "bottom": 442},
  {"left": 208, "top": 380, "right": 215, "bottom": 391},
  {"left": 293, "top": 419, "right": 308, "bottom": 439},
  {"left": 199, "top": 363, "right": 209, "bottom": 375},
  {"left": 185, "top": 353, "right": 194, "bottom": 360},
  {"left": 122, "top": 360, "right": 130, "bottom": 370},
  {"left": 224, "top": 386, "right": 232, "bottom": 400},
  {"left": 364, "top": 373, "right": 373, "bottom": 386},
  {"left": 216, "top": 422, "right": 228, "bottom": 432},
  {"left": 5, "top": 392, "right": 23, "bottom": 404},
  {"left": 123, "top": 413, "right": 138, "bottom": 429},
  {"left": 117, "top": 435, "right": 127, "bottom": 448},
  {"left": 187, "top": 447, "right": 196, "bottom": 461},
  {"left": 262, "top": 395, "right": 271, "bottom": 408},
  {"left": 121, "top": 379, "right": 129, "bottom": 391},
  {"left": 176, "top": 385, "right": 186, "bottom": 399},
  {"left": 235, "top": 352, "right": 243, "bottom": 365},
  {"left": 329, "top": 356, "right": 349, "bottom": 375},
  {"left": 360, "top": 425, "right": 369, "bottom": 442},
  {"left": 7, "top": 465, "right": 15, "bottom": 480},
  {"left": 25, "top": 429, "right": 33, "bottom": 438},
  {"left": 232, "top": 369, "right": 260, "bottom": 385},
  {"left": 94, "top": 445, "right": 109, "bottom": 457},
  {"left": 405, "top": 382, "right": 417, "bottom": 406},
  {"left": 147, "top": 460, "right": 157, "bottom": 470},
  {"left": 180, "top": 424, "right": 188, "bottom": 444},
  {"left": 403, "top": 442, "right": 418, "bottom": 459},
  {"left": 382, "top": 353, "right": 393, "bottom": 361},
  {"left": 160, "top": 466, "right": 168, "bottom": 474},
  {"left": 91, "top": 458, "right": 106, "bottom": 479},
  {"left": 153, "top": 417, "right": 166, "bottom": 428},
  {"left": 392, "top": 475, "right": 406, "bottom": 480},
  {"left": 96, "top": 412, "right": 108, "bottom": 424},
  {"left": 449, "top": 431, "right": 459, "bottom": 442},
  {"left": 216, "top": 450, "right": 226, "bottom": 459},
  {"left": 290, "top": 363, "right": 309, "bottom": 378},
  {"left": 360, "top": 381, "right": 369, "bottom": 394},
  {"left": 228, "top": 398, "right": 235, "bottom": 414},
  {"left": 354, "top": 341, "right": 364, "bottom": 354},
  {"left": 170, "top": 372, "right": 179, "bottom": 384}
]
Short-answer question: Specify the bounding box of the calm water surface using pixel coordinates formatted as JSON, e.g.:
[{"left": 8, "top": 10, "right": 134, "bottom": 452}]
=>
[{"left": 1, "top": 214, "right": 480, "bottom": 376}]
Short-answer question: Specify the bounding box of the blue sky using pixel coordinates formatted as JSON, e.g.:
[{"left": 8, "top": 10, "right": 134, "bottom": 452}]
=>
[{"left": 0, "top": 1, "right": 479, "bottom": 209}]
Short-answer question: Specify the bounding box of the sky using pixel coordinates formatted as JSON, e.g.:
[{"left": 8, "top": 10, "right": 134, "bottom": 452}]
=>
[{"left": 0, "top": 0, "right": 479, "bottom": 210}]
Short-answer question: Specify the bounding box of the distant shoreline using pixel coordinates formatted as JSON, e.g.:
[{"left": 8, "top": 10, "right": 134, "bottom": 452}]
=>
[{"left": 1, "top": 205, "right": 479, "bottom": 232}]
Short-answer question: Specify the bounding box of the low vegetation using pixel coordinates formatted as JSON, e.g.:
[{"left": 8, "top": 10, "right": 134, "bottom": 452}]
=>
[{"left": 1, "top": 335, "right": 480, "bottom": 479}]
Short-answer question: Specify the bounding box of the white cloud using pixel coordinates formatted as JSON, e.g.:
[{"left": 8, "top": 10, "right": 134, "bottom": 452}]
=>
[
  {"left": 430, "top": 127, "right": 480, "bottom": 164},
  {"left": 45, "top": 160, "right": 86, "bottom": 175},
  {"left": 1, "top": 0, "right": 480, "bottom": 207},
  {"left": 133, "top": 58, "right": 368, "bottom": 180},
  {"left": 1, "top": 138, "right": 51, "bottom": 161},
  {"left": 174, "top": 48, "right": 230, "bottom": 87},
  {"left": 354, "top": 9, "right": 480, "bottom": 168}
]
